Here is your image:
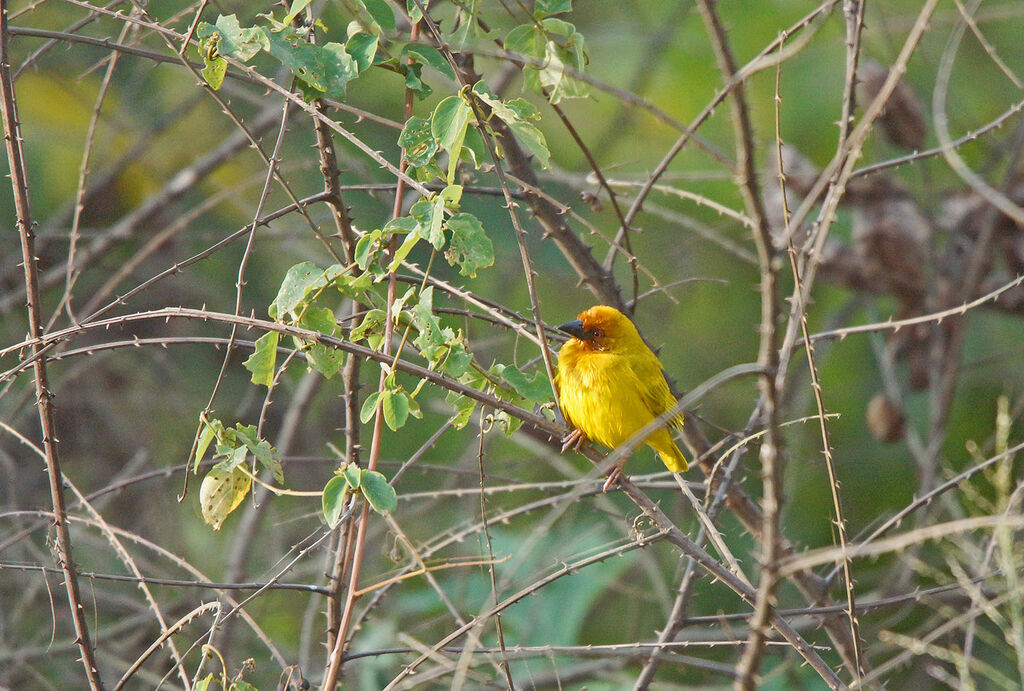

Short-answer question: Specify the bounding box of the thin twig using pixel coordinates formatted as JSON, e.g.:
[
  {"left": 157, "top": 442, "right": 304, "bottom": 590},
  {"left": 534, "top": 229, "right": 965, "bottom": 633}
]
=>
[{"left": 0, "top": 6, "right": 104, "bottom": 688}]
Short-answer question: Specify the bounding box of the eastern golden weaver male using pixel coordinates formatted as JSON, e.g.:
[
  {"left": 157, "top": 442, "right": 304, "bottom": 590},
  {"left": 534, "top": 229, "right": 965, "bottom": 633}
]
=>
[{"left": 554, "top": 305, "right": 688, "bottom": 491}]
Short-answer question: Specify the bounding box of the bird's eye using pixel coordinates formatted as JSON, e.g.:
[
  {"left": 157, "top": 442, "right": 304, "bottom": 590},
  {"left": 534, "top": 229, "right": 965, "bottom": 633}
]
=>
[{"left": 592, "top": 329, "right": 603, "bottom": 338}]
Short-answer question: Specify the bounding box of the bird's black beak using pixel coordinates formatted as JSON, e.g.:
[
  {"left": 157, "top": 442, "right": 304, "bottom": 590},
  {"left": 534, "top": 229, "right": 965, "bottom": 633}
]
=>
[{"left": 558, "top": 319, "right": 590, "bottom": 341}]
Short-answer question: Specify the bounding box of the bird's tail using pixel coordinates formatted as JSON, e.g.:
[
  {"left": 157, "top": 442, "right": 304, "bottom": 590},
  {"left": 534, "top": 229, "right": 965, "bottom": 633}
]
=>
[{"left": 649, "top": 431, "right": 689, "bottom": 473}]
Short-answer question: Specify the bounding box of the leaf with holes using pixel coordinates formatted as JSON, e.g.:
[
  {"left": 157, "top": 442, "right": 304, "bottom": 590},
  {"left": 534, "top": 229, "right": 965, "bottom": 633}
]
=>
[
  {"left": 410, "top": 197, "right": 445, "bottom": 249},
  {"left": 197, "top": 15, "right": 268, "bottom": 62},
  {"left": 200, "top": 51, "right": 227, "bottom": 90},
  {"left": 445, "top": 213, "right": 494, "bottom": 278},
  {"left": 262, "top": 25, "right": 358, "bottom": 100},
  {"left": 270, "top": 262, "right": 341, "bottom": 320},
  {"left": 298, "top": 307, "right": 345, "bottom": 378},
  {"left": 398, "top": 117, "right": 437, "bottom": 167}
]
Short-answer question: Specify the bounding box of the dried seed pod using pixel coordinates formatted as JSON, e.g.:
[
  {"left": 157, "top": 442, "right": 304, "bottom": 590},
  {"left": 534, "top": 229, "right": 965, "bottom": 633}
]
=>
[
  {"left": 858, "top": 59, "right": 927, "bottom": 151},
  {"left": 866, "top": 393, "right": 906, "bottom": 443},
  {"left": 851, "top": 179, "right": 931, "bottom": 307}
]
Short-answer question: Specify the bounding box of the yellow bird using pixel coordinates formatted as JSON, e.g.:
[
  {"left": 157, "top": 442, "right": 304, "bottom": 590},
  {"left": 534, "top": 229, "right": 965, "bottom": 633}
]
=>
[{"left": 555, "top": 305, "right": 688, "bottom": 491}]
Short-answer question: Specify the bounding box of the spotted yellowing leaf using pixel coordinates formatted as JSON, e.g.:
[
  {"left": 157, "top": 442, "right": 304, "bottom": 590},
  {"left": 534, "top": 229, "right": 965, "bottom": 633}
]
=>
[{"left": 200, "top": 463, "right": 251, "bottom": 530}]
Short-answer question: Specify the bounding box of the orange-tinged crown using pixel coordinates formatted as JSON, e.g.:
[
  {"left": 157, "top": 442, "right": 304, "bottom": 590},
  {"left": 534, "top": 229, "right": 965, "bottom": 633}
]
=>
[
  {"left": 558, "top": 305, "right": 642, "bottom": 351},
  {"left": 577, "top": 305, "right": 634, "bottom": 339}
]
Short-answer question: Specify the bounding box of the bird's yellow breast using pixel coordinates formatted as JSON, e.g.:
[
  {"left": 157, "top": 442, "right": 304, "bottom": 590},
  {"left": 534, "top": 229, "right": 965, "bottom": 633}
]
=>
[{"left": 556, "top": 341, "right": 658, "bottom": 450}]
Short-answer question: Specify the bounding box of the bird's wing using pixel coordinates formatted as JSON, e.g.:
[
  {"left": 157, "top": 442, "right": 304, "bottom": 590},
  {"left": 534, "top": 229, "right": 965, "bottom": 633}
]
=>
[{"left": 633, "top": 355, "right": 684, "bottom": 430}]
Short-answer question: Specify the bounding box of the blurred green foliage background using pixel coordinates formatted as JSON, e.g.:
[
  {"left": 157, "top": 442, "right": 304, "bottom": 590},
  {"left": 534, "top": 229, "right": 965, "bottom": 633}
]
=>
[{"left": 2, "top": 0, "right": 1024, "bottom": 688}]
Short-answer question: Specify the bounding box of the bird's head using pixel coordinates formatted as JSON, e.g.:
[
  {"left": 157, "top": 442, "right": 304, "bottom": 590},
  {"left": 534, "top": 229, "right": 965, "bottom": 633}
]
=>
[{"left": 557, "top": 305, "right": 640, "bottom": 352}]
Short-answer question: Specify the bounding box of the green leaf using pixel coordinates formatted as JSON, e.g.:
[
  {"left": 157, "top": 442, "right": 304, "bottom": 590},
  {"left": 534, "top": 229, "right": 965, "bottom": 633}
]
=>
[
  {"left": 381, "top": 389, "right": 410, "bottom": 430},
  {"left": 447, "top": 392, "right": 477, "bottom": 428},
  {"left": 255, "top": 442, "right": 283, "bottom": 483},
  {"left": 224, "top": 444, "right": 249, "bottom": 469},
  {"left": 306, "top": 343, "right": 346, "bottom": 379},
  {"left": 334, "top": 270, "right": 374, "bottom": 298},
  {"left": 342, "top": 463, "right": 363, "bottom": 489},
  {"left": 410, "top": 286, "right": 442, "bottom": 353},
  {"left": 196, "top": 674, "right": 215, "bottom": 691},
  {"left": 232, "top": 423, "right": 281, "bottom": 479},
  {"left": 346, "top": 31, "right": 378, "bottom": 72},
  {"left": 438, "top": 340, "right": 472, "bottom": 377},
  {"left": 282, "top": 0, "right": 313, "bottom": 24},
  {"left": 299, "top": 306, "right": 338, "bottom": 335},
  {"left": 405, "top": 287, "right": 471, "bottom": 376},
  {"left": 360, "top": 470, "right": 398, "bottom": 513},
  {"left": 406, "top": 0, "right": 423, "bottom": 24},
  {"left": 322, "top": 475, "right": 347, "bottom": 528},
  {"left": 263, "top": 27, "right": 358, "bottom": 100},
  {"left": 538, "top": 19, "right": 590, "bottom": 103},
  {"left": 270, "top": 262, "right": 324, "bottom": 319},
  {"left": 473, "top": 84, "right": 551, "bottom": 168},
  {"left": 432, "top": 96, "right": 471, "bottom": 184},
  {"left": 427, "top": 196, "right": 446, "bottom": 248},
  {"left": 398, "top": 117, "right": 437, "bottom": 167},
  {"left": 492, "top": 409, "right": 523, "bottom": 435},
  {"left": 350, "top": 309, "right": 386, "bottom": 348},
  {"left": 359, "top": 0, "right": 395, "bottom": 33},
  {"left": 432, "top": 95, "right": 471, "bottom": 152},
  {"left": 201, "top": 54, "right": 227, "bottom": 90},
  {"left": 390, "top": 286, "right": 417, "bottom": 322},
  {"left": 448, "top": 0, "right": 479, "bottom": 49},
  {"left": 354, "top": 229, "right": 384, "bottom": 271},
  {"left": 360, "top": 391, "right": 381, "bottom": 423},
  {"left": 384, "top": 215, "right": 419, "bottom": 235},
  {"left": 444, "top": 212, "right": 494, "bottom": 277},
  {"left": 504, "top": 25, "right": 542, "bottom": 63},
  {"left": 403, "top": 62, "right": 431, "bottom": 99},
  {"left": 403, "top": 44, "right": 454, "bottom": 79},
  {"left": 500, "top": 365, "right": 554, "bottom": 401},
  {"left": 439, "top": 184, "right": 463, "bottom": 209},
  {"left": 410, "top": 198, "right": 445, "bottom": 249},
  {"left": 200, "top": 15, "right": 268, "bottom": 62},
  {"left": 388, "top": 233, "right": 420, "bottom": 272},
  {"left": 406, "top": 394, "right": 423, "bottom": 419},
  {"left": 270, "top": 270, "right": 360, "bottom": 366},
  {"left": 534, "top": 0, "right": 572, "bottom": 17},
  {"left": 445, "top": 372, "right": 487, "bottom": 428},
  {"left": 200, "top": 461, "right": 251, "bottom": 530},
  {"left": 193, "top": 417, "right": 223, "bottom": 472},
  {"left": 460, "top": 125, "right": 488, "bottom": 169},
  {"left": 503, "top": 20, "right": 589, "bottom": 104},
  {"left": 243, "top": 331, "right": 279, "bottom": 387}
]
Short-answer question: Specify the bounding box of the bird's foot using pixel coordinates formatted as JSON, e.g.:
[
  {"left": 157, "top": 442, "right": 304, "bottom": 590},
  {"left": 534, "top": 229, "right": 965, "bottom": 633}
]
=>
[
  {"left": 560, "top": 429, "right": 587, "bottom": 454},
  {"left": 602, "top": 463, "right": 625, "bottom": 493}
]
